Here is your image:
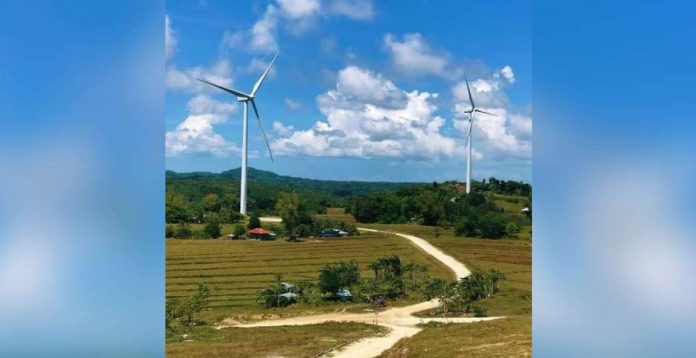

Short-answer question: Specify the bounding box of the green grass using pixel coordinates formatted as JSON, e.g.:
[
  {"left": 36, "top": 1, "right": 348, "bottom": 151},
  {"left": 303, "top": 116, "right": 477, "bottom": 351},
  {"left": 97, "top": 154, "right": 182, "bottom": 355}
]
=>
[
  {"left": 166, "top": 230, "right": 453, "bottom": 322},
  {"left": 167, "top": 322, "right": 388, "bottom": 358},
  {"left": 380, "top": 316, "right": 531, "bottom": 358}
]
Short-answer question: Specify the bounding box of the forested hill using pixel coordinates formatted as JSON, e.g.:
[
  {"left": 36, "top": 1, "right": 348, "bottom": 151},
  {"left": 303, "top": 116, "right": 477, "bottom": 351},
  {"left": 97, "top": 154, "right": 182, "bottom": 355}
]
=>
[
  {"left": 166, "top": 167, "right": 419, "bottom": 197},
  {"left": 166, "top": 167, "right": 531, "bottom": 222}
]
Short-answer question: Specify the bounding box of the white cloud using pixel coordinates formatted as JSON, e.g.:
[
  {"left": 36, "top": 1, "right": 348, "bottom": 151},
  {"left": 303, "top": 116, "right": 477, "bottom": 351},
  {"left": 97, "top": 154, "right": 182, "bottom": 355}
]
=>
[
  {"left": 187, "top": 94, "right": 238, "bottom": 115},
  {"left": 452, "top": 66, "right": 516, "bottom": 108},
  {"left": 285, "top": 98, "right": 303, "bottom": 110},
  {"left": 272, "top": 66, "right": 461, "bottom": 160},
  {"left": 251, "top": 4, "right": 281, "bottom": 52},
  {"left": 452, "top": 66, "right": 531, "bottom": 159},
  {"left": 240, "top": 57, "right": 277, "bottom": 78},
  {"left": 500, "top": 65, "right": 515, "bottom": 83},
  {"left": 166, "top": 59, "right": 233, "bottom": 93},
  {"left": 277, "top": 0, "right": 321, "bottom": 18},
  {"left": 325, "top": 0, "right": 374, "bottom": 19},
  {"left": 165, "top": 15, "right": 177, "bottom": 61},
  {"left": 273, "top": 121, "right": 295, "bottom": 136},
  {"left": 166, "top": 95, "right": 240, "bottom": 157},
  {"left": 225, "top": 0, "right": 375, "bottom": 54},
  {"left": 384, "top": 33, "right": 449, "bottom": 77}
]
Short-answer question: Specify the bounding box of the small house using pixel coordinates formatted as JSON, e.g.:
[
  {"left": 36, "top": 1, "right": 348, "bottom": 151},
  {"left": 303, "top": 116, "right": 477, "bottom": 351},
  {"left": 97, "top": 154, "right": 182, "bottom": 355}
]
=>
[
  {"left": 279, "top": 292, "right": 298, "bottom": 301},
  {"left": 320, "top": 228, "right": 348, "bottom": 238},
  {"left": 247, "top": 227, "right": 277, "bottom": 240},
  {"left": 337, "top": 288, "right": 352, "bottom": 301}
]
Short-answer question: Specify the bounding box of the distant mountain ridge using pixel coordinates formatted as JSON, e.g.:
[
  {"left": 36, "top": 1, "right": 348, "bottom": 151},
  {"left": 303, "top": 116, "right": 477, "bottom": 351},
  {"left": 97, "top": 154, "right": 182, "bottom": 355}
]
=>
[{"left": 166, "top": 167, "right": 423, "bottom": 199}]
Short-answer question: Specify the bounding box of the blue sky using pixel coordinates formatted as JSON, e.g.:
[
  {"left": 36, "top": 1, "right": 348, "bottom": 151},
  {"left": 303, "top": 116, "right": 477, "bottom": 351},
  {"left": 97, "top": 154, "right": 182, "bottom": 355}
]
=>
[{"left": 166, "top": 0, "right": 531, "bottom": 182}]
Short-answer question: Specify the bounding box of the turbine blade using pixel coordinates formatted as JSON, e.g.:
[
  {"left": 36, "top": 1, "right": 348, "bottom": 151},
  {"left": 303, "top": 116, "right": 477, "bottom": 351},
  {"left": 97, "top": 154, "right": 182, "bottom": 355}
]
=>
[
  {"left": 250, "top": 100, "right": 274, "bottom": 162},
  {"left": 251, "top": 52, "right": 279, "bottom": 97},
  {"left": 475, "top": 109, "right": 498, "bottom": 116},
  {"left": 464, "top": 74, "right": 475, "bottom": 109},
  {"left": 197, "top": 78, "right": 250, "bottom": 98}
]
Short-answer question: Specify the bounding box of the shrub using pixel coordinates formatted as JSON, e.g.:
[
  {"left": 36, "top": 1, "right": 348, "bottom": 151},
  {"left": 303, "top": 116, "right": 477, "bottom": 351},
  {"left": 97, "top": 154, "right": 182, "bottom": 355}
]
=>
[
  {"left": 454, "top": 217, "right": 477, "bottom": 237},
  {"left": 165, "top": 225, "right": 175, "bottom": 238},
  {"left": 233, "top": 224, "right": 247, "bottom": 238},
  {"left": 204, "top": 215, "right": 222, "bottom": 239},
  {"left": 505, "top": 222, "right": 520, "bottom": 237},
  {"left": 176, "top": 222, "right": 192, "bottom": 239},
  {"left": 478, "top": 213, "right": 507, "bottom": 239},
  {"left": 470, "top": 305, "right": 487, "bottom": 317}
]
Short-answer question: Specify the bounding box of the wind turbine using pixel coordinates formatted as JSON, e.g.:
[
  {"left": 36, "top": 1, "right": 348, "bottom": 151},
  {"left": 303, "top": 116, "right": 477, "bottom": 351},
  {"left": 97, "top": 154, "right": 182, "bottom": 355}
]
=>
[
  {"left": 462, "top": 75, "right": 496, "bottom": 194},
  {"left": 197, "top": 52, "right": 278, "bottom": 216}
]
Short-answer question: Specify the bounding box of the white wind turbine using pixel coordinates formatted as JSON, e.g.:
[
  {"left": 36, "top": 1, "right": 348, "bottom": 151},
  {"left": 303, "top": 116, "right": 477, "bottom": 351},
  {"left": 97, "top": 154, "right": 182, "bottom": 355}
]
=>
[
  {"left": 198, "top": 52, "right": 278, "bottom": 216},
  {"left": 462, "top": 75, "right": 497, "bottom": 194}
]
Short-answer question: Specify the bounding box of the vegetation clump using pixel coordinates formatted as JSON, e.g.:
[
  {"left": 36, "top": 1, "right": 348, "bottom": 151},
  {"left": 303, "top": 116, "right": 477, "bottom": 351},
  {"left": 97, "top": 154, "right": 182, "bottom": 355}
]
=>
[{"left": 424, "top": 269, "right": 506, "bottom": 317}]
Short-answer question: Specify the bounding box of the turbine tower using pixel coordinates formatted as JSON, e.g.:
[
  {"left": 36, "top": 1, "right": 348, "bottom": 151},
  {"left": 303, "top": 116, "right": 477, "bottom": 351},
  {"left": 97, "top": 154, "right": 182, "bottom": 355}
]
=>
[
  {"left": 462, "top": 75, "right": 496, "bottom": 194},
  {"left": 198, "top": 52, "right": 278, "bottom": 216}
]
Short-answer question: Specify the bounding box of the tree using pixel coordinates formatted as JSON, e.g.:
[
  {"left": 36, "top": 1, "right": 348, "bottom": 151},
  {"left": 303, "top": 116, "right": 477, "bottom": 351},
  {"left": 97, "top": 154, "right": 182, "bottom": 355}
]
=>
[
  {"left": 176, "top": 284, "right": 212, "bottom": 325},
  {"left": 454, "top": 217, "right": 478, "bottom": 237},
  {"left": 166, "top": 193, "right": 189, "bottom": 223},
  {"left": 478, "top": 212, "right": 507, "bottom": 239},
  {"left": 418, "top": 190, "right": 444, "bottom": 226},
  {"left": 204, "top": 214, "right": 222, "bottom": 238},
  {"left": 202, "top": 193, "right": 220, "bottom": 212},
  {"left": 248, "top": 213, "right": 261, "bottom": 229},
  {"left": 318, "top": 260, "right": 360, "bottom": 295},
  {"left": 165, "top": 298, "right": 178, "bottom": 330},
  {"left": 424, "top": 278, "right": 457, "bottom": 317},
  {"left": 276, "top": 192, "right": 301, "bottom": 232}
]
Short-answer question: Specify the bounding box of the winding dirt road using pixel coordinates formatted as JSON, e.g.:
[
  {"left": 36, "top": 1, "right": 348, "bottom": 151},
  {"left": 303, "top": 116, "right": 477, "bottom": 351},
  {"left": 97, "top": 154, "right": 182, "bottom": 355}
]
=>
[{"left": 217, "top": 228, "right": 503, "bottom": 357}]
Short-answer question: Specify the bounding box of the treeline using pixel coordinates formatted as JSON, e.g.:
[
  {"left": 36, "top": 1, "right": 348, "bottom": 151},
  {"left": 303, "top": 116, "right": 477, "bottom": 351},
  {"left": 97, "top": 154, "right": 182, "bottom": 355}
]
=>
[
  {"left": 475, "top": 177, "right": 531, "bottom": 196},
  {"left": 348, "top": 183, "right": 530, "bottom": 239},
  {"left": 165, "top": 167, "right": 419, "bottom": 222}
]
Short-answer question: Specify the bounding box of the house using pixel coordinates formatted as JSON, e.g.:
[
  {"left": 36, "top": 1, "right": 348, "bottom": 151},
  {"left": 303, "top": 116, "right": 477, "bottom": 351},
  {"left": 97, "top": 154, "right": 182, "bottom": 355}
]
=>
[
  {"left": 225, "top": 233, "right": 243, "bottom": 240},
  {"left": 247, "top": 228, "right": 277, "bottom": 240},
  {"left": 337, "top": 288, "right": 352, "bottom": 301},
  {"left": 320, "top": 228, "right": 348, "bottom": 237},
  {"left": 279, "top": 292, "right": 297, "bottom": 301}
]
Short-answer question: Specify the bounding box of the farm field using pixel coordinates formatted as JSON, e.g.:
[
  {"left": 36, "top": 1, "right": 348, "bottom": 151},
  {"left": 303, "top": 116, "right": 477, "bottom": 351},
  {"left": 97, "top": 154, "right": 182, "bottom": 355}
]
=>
[
  {"left": 166, "top": 230, "right": 454, "bottom": 322},
  {"left": 167, "top": 322, "right": 387, "bottom": 358},
  {"left": 362, "top": 224, "right": 531, "bottom": 357}
]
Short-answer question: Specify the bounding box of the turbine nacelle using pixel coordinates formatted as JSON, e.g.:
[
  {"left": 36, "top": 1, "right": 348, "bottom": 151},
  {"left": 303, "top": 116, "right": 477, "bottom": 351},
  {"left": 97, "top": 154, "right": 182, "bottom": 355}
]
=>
[{"left": 196, "top": 51, "right": 278, "bottom": 162}]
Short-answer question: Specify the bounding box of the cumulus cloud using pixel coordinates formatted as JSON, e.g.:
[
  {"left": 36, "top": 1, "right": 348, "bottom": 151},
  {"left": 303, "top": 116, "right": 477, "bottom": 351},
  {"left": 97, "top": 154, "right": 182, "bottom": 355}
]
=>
[
  {"left": 165, "top": 95, "right": 240, "bottom": 157},
  {"left": 166, "top": 59, "right": 233, "bottom": 93},
  {"left": 272, "top": 66, "right": 461, "bottom": 160},
  {"left": 165, "top": 15, "right": 176, "bottom": 61},
  {"left": 277, "top": 0, "right": 321, "bottom": 18},
  {"left": 273, "top": 121, "right": 295, "bottom": 136},
  {"left": 225, "top": 0, "right": 375, "bottom": 53},
  {"left": 325, "top": 0, "right": 374, "bottom": 19},
  {"left": 284, "top": 98, "right": 303, "bottom": 110},
  {"left": 452, "top": 66, "right": 531, "bottom": 159},
  {"left": 452, "top": 66, "right": 516, "bottom": 108},
  {"left": 384, "top": 33, "right": 449, "bottom": 77}
]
